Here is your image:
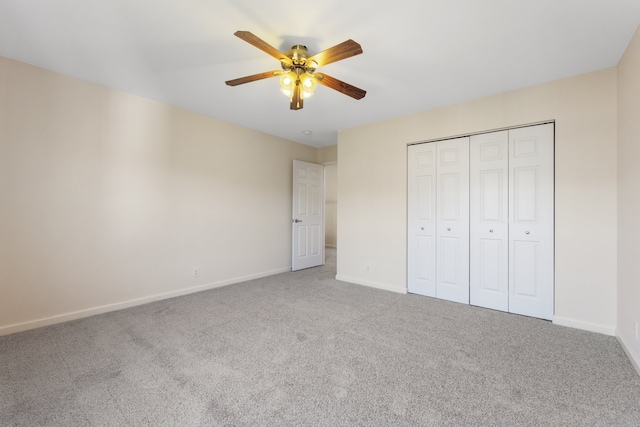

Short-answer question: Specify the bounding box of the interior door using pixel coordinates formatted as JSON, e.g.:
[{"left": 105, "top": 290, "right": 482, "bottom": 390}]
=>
[
  {"left": 470, "top": 131, "right": 509, "bottom": 312},
  {"left": 292, "top": 160, "right": 324, "bottom": 271},
  {"left": 508, "top": 124, "right": 554, "bottom": 320},
  {"left": 407, "top": 143, "right": 437, "bottom": 296},
  {"left": 436, "top": 137, "right": 470, "bottom": 304}
]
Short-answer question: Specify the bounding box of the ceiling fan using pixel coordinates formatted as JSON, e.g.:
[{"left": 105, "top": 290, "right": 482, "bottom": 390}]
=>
[{"left": 225, "top": 31, "right": 366, "bottom": 110}]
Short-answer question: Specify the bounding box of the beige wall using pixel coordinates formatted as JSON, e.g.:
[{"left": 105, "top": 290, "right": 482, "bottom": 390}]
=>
[
  {"left": 617, "top": 26, "right": 640, "bottom": 371},
  {"left": 0, "top": 56, "right": 317, "bottom": 334},
  {"left": 317, "top": 144, "right": 337, "bottom": 164},
  {"left": 337, "top": 68, "right": 618, "bottom": 335},
  {"left": 324, "top": 164, "right": 337, "bottom": 248},
  {"left": 318, "top": 145, "right": 338, "bottom": 248}
]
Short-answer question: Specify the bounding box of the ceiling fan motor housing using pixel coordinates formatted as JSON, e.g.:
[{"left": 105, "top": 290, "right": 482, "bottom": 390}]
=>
[{"left": 288, "top": 45, "right": 308, "bottom": 64}]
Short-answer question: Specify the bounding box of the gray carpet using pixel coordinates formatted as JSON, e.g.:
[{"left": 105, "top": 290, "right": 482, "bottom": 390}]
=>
[{"left": 1, "top": 248, "right": 639, "bottom": 426}]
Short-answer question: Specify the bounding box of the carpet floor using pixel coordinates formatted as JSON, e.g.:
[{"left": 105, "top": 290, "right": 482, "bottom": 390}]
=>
[{"left": 1, "top": 248, "right": 639, "bottom": 426}]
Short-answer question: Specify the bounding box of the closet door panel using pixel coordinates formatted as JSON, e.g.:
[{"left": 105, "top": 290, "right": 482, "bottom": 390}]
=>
[
  {"left": 508, "top": 124, "right": 554, "bottom": 320},
  {"left": 470, "top": 131, "right": 509, "bottom": 311},
  {"left": 407, "top": 144, "right": 437, "bottom": 296},
  {"left": 436, "top": 137, "right": 469, "bottom": 304}
]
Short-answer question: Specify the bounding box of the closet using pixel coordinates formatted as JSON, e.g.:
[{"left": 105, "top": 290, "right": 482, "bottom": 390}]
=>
[{"left": 407, "top": 123, "right": 554, "bottom": 320}]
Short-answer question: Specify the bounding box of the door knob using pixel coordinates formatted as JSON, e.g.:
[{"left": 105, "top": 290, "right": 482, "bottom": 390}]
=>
[
  {"left": 293, "top": 219, "right": 303, "bottom": 223},
  {"left": 525, "top": 231, "right": 530, "bottom": 234},
  {"left": 447, "top": 228, "right": 451, "bottom": 231},
  {"left": 489, "top": 229, "right": 494, "bottom": 233}
]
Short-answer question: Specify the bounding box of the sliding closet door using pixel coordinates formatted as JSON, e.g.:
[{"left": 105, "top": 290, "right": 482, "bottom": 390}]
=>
[
  {"left": 436, "top": 137, "right": 469, "bottom": 304},
  {"left": 508, "top": 124, "right": 554, "bottom": 320},
  {"left": 470, "top": 131, "right": 509, "bottom": 312},
  {"left": 407, "top": 143, "right": 437, "bottom": 297}
]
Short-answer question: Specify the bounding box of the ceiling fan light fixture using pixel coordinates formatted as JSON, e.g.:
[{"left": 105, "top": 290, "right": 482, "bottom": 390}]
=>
[
  {"left": 300, "top": 74, "right": 317, "bottom": 99},
  {"left": 280, "top": 72, "right": 296, "bottom": 97}
]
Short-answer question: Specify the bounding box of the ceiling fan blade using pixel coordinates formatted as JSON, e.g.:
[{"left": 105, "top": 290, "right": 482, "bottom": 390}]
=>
[
  {"left": 225, "top": 70, "right": 282, "bottom": 86},
  {"left": 316, "top": 73, "right": 366, "bottom": 100},
  {"left": 234, "top": 31, "right": 291, "bottom": 64},
  {"left": 307, "top": 39, "right": 363, "bottom": 67},
  {"left": 290, "top": 82, "right": 303, "bottom": 110}
]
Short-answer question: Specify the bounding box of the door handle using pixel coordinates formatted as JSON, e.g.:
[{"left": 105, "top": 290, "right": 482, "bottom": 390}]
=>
[{"left": 293, "top": 219, "right": 303, "bottom": 223}]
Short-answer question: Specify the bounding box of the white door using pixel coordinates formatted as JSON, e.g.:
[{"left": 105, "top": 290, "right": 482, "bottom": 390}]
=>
[
  {"left": 436, "top": 137, "right": 470, "bottom": 304},
  {"left": 407, "top": 143, "right": 437, "bottom": 296},
  {"left": 292, "top": 160, "right": 324, "bottom": 271},
  {"left": 470, "top": 131, "right": 509, "bottom": 312},
  {"left": 508, "top": 124, "right": 554, "bottom": 320}
]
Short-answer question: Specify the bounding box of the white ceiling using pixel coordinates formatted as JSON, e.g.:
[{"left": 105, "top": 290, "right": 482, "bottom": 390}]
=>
[{"left": 1, "top": 1, "right": 639, "bottom": 148}]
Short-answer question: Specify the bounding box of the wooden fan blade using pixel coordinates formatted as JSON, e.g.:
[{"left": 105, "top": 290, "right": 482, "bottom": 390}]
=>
[
  {"left": 225, "top": 70, "right": 282, "bottom": 86},
  {"left": 234, "top": 31, "right": 290, "bottom": 64},
  {"left": 290, "top": 82, "right": 303, "bottom": 110},
  {"left": 307, "top": 39, "right": 363, "bottom": 67},
  {"left": 316, "top": 73, "right": 366, "bottom": 100}
]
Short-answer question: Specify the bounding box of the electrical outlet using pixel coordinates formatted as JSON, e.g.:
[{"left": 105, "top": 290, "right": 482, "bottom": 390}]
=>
[{"left": 193, "top": 267, "right": 199, "bottom": 278}]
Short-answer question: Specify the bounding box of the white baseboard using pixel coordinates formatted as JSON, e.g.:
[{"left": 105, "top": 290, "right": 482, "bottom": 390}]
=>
[
  {"left": 0, "top": 267, "right": 290, "bottom": 337},
  {"left": 552, "top": 315, "right": 616, "bottom": 336},
  {"left": 335, "top": 275, "right": 407, "bottom": 294},
  {"left": 617, "top": 333, "right": 640, "bottom": 377}
]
